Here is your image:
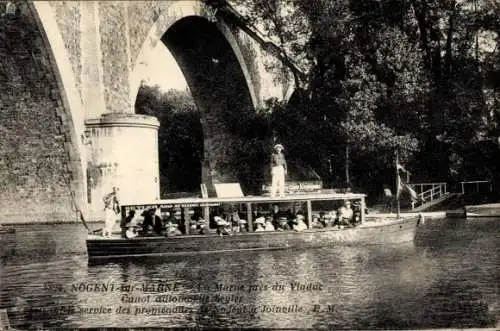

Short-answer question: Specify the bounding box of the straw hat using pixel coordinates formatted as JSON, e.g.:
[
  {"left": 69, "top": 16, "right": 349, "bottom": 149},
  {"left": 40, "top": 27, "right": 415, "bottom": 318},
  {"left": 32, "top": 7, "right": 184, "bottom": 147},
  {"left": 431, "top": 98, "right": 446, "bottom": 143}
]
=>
[
  {"left": 255, "top": 217, "right": 265, "bottom": 224},
  {"left": 238, "top": 219, "right": 247, "bottom": 224},
  {"left": 215, "top": 216, "right": 227, "bottom": 226}
]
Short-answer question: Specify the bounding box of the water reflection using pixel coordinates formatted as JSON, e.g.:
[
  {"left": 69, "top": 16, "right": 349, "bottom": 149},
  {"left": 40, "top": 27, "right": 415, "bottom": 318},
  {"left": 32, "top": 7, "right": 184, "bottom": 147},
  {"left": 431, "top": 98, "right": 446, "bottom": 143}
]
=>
[{"left": 0, "top": 220, "right": 498, "bottom": 329}]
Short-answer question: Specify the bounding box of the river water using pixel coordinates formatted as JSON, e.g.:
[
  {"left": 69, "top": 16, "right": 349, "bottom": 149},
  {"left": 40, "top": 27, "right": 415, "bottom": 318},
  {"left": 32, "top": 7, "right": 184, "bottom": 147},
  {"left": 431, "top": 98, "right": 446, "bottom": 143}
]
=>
[{"left": 0, "top": 217, "right": 498, "bottom": 330}]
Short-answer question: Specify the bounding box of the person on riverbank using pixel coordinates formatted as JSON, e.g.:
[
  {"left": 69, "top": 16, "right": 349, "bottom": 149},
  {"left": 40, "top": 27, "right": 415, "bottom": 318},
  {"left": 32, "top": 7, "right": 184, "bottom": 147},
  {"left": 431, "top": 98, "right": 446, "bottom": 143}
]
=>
[
  {"left": 102, "top": 186, "right": 120, "bottom": 237},
  {"left": 270, "top": 144, "right": 287, "bottom": 198}
]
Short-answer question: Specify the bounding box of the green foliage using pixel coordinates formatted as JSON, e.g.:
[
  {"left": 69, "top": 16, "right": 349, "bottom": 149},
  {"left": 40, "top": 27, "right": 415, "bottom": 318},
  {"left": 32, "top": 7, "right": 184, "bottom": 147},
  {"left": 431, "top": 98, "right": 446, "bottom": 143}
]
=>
[
  {"left": 135, "top": 83, "right": 202, "bottom": 196},
  {"left": 135, "top": 0, "right": 500, "bottom": 195},
  {"left": 235, "top": 0, "right": 500, "bottom": 193}
]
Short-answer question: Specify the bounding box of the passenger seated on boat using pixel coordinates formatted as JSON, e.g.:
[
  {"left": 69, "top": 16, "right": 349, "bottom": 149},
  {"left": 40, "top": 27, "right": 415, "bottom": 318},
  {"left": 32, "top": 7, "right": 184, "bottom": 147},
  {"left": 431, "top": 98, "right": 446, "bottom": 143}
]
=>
[
  {"left": 164, "top": 220, "right": 182, "bottom": 236},
  {"left": 293, "top": 214, "right": 308, "bottom": 231},
  {"left": 276, "top": 216, "right": 291, "bottom": 231},
  {"left": 238, "top": 219, "right": 248, "bottom": 232},
  {"left": 197, "top": 218, "right": 207, "bottom": 234},
  {"left": 252, "top": 206, "right": 265, "bottom": 221},
  {"left": 254, "top": 217, "right": 265, "bottom": 232},
  {"left": 272, "top": 204, "right": 289, "bottom": 228},
  {"left": 174, "top": 209, "right": 187, "bottom": 234},
  {"left": 312, "top": 214, "right": 324, "bottom": 228},
  {"left": 215, "top": 216, "right": 231, "bottom": 236},
  {"left": 140, "top": 209, "right": 155, "bottom": 236},
  {"left": 125, "top": 226, "right": 139, "bottom": 239},
  {"left": 336, "top": 200, "right": 354, "bottom": 228},
  {"left": 121, "top": 210, "right": 135, "bottom": 238},
  {"left": 153, "top": 208, "right": 163, "bottom": 235},
  {"left": 264, "top": 216, "right": 275, "bottom": 231},
  {"left": 210, "top": 207, "right": 225, "bottom": 229},
  {"left": 320, "top": 212, "right": 333, "bottom": 227},
  {"left": 122, "top": 210, "right": 142, "bottom": 239},
  {"left": 228, "top": 211, "right": 241, "bottom": 233}
]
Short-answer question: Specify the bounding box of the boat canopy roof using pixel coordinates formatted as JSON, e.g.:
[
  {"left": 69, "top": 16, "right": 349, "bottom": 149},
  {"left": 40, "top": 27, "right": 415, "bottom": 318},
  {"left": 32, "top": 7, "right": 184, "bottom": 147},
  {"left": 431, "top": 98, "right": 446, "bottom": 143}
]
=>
[{"left": 121, "top": 193, "right": 366, "bottom": 211}]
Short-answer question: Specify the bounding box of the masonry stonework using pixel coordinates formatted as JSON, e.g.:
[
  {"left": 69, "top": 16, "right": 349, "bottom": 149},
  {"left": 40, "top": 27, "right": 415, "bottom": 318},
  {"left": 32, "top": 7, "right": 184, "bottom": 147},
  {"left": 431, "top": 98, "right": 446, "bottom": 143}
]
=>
[
  {"left": 0, "top": 4, "right": 79, "bottom": 223},
  {"left": 0, "top": 0, "right": 292, "bottom": 223},
  {"left": 48, "top": 1, "right": 82, "bottom": 97}
]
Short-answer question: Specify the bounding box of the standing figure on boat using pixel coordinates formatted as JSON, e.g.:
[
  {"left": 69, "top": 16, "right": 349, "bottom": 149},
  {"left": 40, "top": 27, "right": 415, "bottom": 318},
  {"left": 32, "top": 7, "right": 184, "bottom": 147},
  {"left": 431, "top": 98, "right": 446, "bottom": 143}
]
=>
[
  {"left": 102, "top": 186, "right": 120, "bottom": 237},
  {"left": 270, "top": 144, "right": 287, "bottom": 198}
]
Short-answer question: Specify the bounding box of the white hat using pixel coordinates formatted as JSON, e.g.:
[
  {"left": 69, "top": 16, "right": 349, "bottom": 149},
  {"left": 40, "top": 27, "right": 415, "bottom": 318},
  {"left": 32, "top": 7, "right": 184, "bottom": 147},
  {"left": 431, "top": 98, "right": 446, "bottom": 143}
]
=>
[
  {"left": 274, "top": 144, "right": 284, "bottom": 150},
  {"left": 215, "top": 216, "right": 227, "bottom": 226},
  {"left": 255, "top": 217, "right": 265, "bottom": 224}
]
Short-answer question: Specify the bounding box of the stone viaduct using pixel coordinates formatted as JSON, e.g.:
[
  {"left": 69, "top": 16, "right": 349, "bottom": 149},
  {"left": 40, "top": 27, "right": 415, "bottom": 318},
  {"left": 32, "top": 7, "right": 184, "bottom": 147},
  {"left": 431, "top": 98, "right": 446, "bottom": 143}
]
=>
[{"left": 0, "top": 0, "right": 296, "bottom": 223}]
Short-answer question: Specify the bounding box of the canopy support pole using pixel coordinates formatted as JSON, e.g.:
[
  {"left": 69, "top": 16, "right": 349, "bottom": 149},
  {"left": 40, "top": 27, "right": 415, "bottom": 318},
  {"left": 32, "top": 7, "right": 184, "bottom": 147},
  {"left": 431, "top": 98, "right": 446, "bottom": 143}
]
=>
[
  {"left": 246, "top": 203, "right": 253, "bottom": 232},
  {"left": 360, "top": 196, "right": 365, "bottom": 223},
  {"left": 203, "top": 206, "right": 210, "bottom": 234},
  {"left": 306, "top": 200, "right": 312, "bottom": 229}
]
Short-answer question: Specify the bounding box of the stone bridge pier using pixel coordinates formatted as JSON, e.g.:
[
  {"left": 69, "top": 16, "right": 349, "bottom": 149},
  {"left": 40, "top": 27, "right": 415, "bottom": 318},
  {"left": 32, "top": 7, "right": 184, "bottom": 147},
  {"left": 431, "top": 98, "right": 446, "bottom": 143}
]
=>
[{"left": 0, "top": 0, "right": 294, "bottom": 223}]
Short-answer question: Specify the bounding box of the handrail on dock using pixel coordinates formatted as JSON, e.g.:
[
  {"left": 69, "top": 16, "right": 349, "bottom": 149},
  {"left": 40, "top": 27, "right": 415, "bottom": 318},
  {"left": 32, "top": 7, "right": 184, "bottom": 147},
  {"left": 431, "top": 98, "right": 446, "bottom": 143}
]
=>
[
  {"left": 408, "top": 179, "right": 493, "bottom": 210},
  {"left": 459, "top": 180, "right": 492, "bottom": 194},
  {"left": 408, "top": 182, "right": 448, "bottom": 210}
]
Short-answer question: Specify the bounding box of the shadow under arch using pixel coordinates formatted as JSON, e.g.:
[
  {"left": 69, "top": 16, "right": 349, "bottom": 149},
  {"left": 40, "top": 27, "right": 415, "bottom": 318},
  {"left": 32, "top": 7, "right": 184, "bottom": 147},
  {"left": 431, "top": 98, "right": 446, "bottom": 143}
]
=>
[{"left": 160, "top": 15, "right": 256, "bottom": 184}]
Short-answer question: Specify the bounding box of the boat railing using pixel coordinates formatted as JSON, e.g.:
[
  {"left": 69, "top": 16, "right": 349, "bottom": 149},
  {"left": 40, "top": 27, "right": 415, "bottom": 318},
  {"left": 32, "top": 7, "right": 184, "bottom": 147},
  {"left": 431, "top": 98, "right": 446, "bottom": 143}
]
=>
[
  {"left": 120, "top": 192, "right": 368, "bottom": 234},
  {"left": 409, "top": 182, "right": 448, "bottom": 210},
  {"left": 459, "top": 180, "right": 492, "bottom": 195}
]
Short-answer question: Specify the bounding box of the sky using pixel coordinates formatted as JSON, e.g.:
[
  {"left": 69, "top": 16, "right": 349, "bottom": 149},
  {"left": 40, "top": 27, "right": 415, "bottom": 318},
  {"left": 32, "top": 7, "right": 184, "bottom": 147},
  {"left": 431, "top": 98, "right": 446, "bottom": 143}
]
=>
[{"left": 140, "top": 43, "right": 188, "bottom": 91}]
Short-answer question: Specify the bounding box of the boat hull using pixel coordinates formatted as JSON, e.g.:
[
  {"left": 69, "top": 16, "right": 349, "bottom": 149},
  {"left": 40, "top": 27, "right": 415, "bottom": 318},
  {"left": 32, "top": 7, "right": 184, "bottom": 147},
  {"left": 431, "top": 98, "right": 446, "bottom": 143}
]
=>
[
  {"left": 465, "top": 203, "right": 500, "bottom": 218},
  {"left": 0, "top": 227, "right": 15, "bottom": 234},
  {"left": 86, "top": 216, "right": 420, "bottom": 261}
]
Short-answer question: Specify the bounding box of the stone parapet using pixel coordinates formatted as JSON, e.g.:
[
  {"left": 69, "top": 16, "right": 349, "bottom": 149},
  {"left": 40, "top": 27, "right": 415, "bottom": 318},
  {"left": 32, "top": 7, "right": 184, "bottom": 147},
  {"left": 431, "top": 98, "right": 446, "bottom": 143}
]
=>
[{"left": 85, "top": 113, "right": 160, "bottom": 129}]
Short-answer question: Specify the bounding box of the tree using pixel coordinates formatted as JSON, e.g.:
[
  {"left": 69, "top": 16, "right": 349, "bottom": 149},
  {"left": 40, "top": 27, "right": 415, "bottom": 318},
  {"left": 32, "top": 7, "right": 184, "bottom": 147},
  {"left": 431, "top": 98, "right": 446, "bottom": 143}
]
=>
[{"left": 233, "top": 0, "right": 500, "bottom": 194}]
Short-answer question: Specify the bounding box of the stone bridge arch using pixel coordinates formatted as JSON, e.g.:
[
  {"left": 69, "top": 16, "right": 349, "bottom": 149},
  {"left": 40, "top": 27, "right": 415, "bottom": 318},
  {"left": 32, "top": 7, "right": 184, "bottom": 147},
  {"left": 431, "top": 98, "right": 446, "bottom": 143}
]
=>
[
  {"left": 130, "top": 1, "right": 260, "bottom": 192},
  {"left": 0, "top": 0, "right": 295, "bottom": 223},
  {"left": 130, "top": 1, "right": 258, "bottom": 110}
]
